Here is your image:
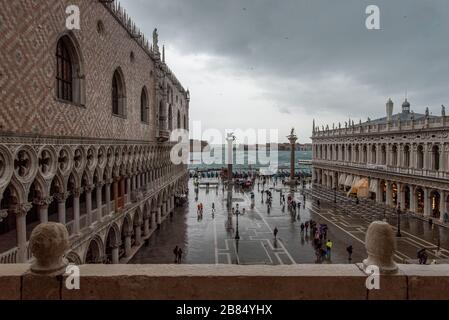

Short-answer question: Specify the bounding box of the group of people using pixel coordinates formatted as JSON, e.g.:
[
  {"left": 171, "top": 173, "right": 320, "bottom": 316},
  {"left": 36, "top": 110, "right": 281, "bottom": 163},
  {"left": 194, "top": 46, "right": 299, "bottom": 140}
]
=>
[
  {"left": 417, "top": 248, "right": 428, "bottom": 265},
  {"left": 173, "top": 246, "right": 183, "bottom": 264}
]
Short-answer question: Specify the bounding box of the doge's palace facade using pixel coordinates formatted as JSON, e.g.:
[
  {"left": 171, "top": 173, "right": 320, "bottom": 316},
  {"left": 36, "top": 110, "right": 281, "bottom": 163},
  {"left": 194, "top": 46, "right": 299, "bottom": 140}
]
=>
[
  {"left": 312, "top": 99, "right": 449, "bottom": 222},
  {"left": 0, "top": 1, "right": 189, "bottom": 264}
]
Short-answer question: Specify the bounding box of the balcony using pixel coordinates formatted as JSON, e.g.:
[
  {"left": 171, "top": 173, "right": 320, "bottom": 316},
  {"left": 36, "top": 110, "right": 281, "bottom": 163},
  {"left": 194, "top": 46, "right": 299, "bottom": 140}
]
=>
[
  {"left": 313, "top": 159, "right": 449, "bottom": 180},
  {"left": 156, "top": 129, "right": 170, "bottom": 142}
]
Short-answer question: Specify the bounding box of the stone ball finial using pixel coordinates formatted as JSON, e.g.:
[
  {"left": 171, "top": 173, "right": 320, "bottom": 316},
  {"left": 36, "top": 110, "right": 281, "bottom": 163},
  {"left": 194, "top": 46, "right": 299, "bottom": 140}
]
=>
[
  {"left": 363, "top": 221, "right": 398, "bottom": 274},
  {"left": 29, "top": 222, "right": 69, "bottom": 276}
]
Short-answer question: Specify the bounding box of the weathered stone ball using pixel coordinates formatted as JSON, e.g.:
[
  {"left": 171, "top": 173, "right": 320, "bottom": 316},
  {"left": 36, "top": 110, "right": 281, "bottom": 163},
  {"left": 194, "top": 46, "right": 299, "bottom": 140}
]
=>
[
  {"left": 365, "top": 221, "right": 396, "bottom": 258},
  {"left": 363, "top": 221, "right": 398, "bottom": 273},
  {"left": 30, "top": 222, "right": 69, "bottom": 267}
]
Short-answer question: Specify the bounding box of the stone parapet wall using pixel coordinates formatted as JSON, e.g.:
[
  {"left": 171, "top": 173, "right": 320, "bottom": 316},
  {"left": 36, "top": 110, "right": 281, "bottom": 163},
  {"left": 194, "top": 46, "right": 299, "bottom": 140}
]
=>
[{"left": 1, "top": 264, "right": 448, "bottom": 300}]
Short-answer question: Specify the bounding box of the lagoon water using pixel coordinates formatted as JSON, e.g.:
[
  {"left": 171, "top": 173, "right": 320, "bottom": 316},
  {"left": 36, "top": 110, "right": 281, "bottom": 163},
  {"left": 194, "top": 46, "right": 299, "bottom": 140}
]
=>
[{"left": 188, "top": 150, "right": 312, "bottom": 171}]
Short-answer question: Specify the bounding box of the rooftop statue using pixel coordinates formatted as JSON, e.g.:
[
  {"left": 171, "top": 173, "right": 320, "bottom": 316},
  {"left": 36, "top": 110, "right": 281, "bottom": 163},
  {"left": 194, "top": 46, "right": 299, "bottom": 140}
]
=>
[{"left": 153, "top": 28, "right": 159, "bottom": 49}]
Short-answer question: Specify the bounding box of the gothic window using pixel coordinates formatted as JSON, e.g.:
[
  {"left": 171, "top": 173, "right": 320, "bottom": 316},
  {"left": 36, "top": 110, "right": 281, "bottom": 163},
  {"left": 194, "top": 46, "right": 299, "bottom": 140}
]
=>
[
  {"left": 112, "top": 69, "right": 126, "bottom": 117},
  {"left": 141, "top": 87, "right": 149, "bottom": 123},
  {"left": 56, "top": 35, "right": 84, "bottom": 105},
  {"left": 56, "top": 39, "right": 72, "bottom": 101},
  {"left": 177, "top": 110, "right": 181, "bottom": 129},
  {"left": 168, "top": 105, "right": 173, "bottom": 130}
]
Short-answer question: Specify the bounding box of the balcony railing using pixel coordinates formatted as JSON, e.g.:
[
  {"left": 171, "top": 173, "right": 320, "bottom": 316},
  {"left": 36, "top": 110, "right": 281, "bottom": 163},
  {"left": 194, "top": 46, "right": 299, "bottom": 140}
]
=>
[
  {"left": 156, "top": 129, "right": 170, "bottom": 142},
  {"left": 313, "top": 159, "right": 449, "bottom": 179}
]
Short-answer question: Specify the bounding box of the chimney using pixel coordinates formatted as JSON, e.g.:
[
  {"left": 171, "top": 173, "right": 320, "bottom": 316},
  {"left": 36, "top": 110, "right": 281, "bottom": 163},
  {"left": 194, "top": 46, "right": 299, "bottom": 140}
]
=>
[{"left": 386, "top": 98, "right": 393, "bottom": 122}]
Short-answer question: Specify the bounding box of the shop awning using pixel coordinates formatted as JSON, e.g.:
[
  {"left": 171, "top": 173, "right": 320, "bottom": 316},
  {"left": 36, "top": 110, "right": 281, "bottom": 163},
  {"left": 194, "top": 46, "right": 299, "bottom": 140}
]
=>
[
  {"left": 344, "top": 175, "right": 353, "bottom": 187},
  {"left": 347, "top": 178, "right": 369, "bottom": 198},
  {"left": 338, "top": 173, "right": 346, "bottom": 185},
  {"left": 369, "top": 179, "right": 378, "bottom": 193}
]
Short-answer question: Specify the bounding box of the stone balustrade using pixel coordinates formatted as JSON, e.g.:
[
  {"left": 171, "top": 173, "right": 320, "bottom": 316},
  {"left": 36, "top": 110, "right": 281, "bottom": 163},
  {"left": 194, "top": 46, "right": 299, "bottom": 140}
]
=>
[
  {"left": 0, "top": 221, "right": 448, "bottom": 300},
  {"left": 1, "top": 263, "right": 449, "bottom": 300}
]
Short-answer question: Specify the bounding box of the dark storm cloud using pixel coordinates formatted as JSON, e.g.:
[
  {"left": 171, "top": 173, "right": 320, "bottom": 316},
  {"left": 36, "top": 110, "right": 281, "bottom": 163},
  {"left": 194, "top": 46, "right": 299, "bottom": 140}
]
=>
[{"left": 121, "top": 0, "right": 449, "bottom": 121}]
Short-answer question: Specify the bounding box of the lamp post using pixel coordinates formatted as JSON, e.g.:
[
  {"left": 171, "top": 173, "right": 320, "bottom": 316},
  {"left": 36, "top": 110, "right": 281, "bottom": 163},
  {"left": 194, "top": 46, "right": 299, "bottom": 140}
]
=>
[
  {"left": 396, "top": 204, "right": 402, "bottom": 237},
  {"left": 334, "top": 187, "right": 337, "bottom": 204},
  {"left": 234, "top": 209, "right": 240, "bottom": 240}
]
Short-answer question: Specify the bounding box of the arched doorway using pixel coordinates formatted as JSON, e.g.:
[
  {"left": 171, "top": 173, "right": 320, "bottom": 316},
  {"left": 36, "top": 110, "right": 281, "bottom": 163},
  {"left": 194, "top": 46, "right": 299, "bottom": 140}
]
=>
[
  {"left": 415, "top": 188, "right": 425, "bottom": 214},
  {"left": 430, "top": 190, "right": 441, "bottom": 219},
  {"left": 380, "top": 180, "right": 386, "bottom": 203},
  {"left": 85, "top": 238, "right": 103, "bottom": 264},
  {"left": 391, "top": 183, "right": 398, "bottom": 206},
  {"left": 105, "top": 224, "right": 119, "bottom": 264},
  {"left": 403, "top": 186, "right": 410, "bottom": 210}
]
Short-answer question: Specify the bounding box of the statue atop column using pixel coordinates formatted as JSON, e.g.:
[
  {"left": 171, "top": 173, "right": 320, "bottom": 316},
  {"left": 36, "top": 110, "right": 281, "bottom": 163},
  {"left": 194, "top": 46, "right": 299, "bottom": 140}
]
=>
[{"left": 153, "top": 28, "right": 159, "bottom": 54}]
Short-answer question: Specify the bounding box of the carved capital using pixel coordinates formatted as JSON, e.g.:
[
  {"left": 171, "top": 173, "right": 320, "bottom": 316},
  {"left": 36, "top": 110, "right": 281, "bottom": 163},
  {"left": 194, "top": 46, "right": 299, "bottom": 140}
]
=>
[
  {"left": 124, "top": 230, "right": 134, "bottom": 237},
  {"left": 72, "top": 188, "right": 83, "bottom": 198},
  {"left": 9, "top": 202, "right": 32, "bottom": 217},
  {"left": 33, "top": 196, "right": 54, "bottom": 208},
  {"left": 54, "top": 192, "right": 69, "bottom": 203},
  {"left": 84, "top": 185, "right": 94, "bottom": 193},
  {"left": 0, "top": 210, "right": 8, "bottom": 222}
]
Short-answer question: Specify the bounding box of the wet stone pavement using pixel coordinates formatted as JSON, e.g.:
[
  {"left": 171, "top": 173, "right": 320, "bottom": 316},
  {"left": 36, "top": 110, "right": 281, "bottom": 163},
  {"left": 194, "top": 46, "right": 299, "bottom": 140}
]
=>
[{"left": 131, "top": 179, "right": 367, "bottom": 264}]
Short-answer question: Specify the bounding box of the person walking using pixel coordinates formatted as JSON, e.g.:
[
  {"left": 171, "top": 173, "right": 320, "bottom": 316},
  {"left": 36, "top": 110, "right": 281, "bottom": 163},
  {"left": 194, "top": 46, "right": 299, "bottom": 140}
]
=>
[
  {"left": 300, "top": 223, "right": 305, "bottom": 233},
  {"left": 173, "top": 246, "right": 179, "bottom": 263},
  {"left": 177, "top": 247, "right": 183, "bottom": 264},
  {"left": 346, "top": 245, "right": 353, "bottom": 261},
  {"left": 273, "top": 227, "right": 278, "bottom": 239},
  {"left": 325, "top": 239, "right": 333, "bottom": 258},
  {"left": 305, "top": 221, "right": 309, "bottom": 233}
]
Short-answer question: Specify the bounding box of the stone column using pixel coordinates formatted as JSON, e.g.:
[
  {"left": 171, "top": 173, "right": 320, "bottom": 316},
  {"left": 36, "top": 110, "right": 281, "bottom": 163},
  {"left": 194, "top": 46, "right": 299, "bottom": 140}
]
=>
[
  {"left": 137, "top": 173, "right": 141, "bottom": 189},
  {"left": 96, "top": 182, "right": 103, "bottom": 222},
  {"left": 132, "top": 175, "right": 136, "bottom": 192},
  {"left": 151, "top": 211, "right": 157, "bottom": 230},
  {"left": 124, "top": 231, "right": 132, "bottom": 257},
  {"left": 440, "top": 190, "right": 446, "bottom": 222},
  {"left": 73, "top": 188, "right": 81, "bottom": 234},
  {"left": 386, "top": 182, "right": 393, "bottom": 207},
  {"left": 157, "top": 207, "right": 162, "bottom": 228},
  {"left": 376, "top": 181, "right": 383, "bottom": 204},
  {"left": 36, "top": 197, "right": 52, "bottom": 224},
  {"left": 411, "top": 145, "right": 417, "bottom": 169},
  {"left": 135, "top": 224, "right": 142, "bottom": 245},
  {"left": 424, "top": 144, "right": 430, "bottom": 170},
  {"left": 399, "top": 145, "right": 404, "bottom": 168},
  {"left": 105, "top": 181, "right": 111, "bottom": 215},
  {"left": 439, "top": 147, "right": 445, "bottom": 172},
  {"left": 386, "top": 145, "right": 392, "bottom": 166},
  {"left": 397, "top": 183, "right": 405, "bottom": 209},
  {"left": 144, "top": 217, "right": 150, "bottom": 236},
  {"left": 126, "top": 176, "right": 131, "bottom": 204},
  {"left": 376, "top": 144, "right": 381, "bottom": 165},
  {"left": 410, "top": 187, "right": 416, "bottom": 213},
  {"left": 111, "top": 244, "right": 120, "bottom": 264},
  {"left": 85, "top": 185, "right": 93, "bottom": 226},
  {"left": 12, "top": 203, "right": 32, "bottom": 263},
  {"left": 423, "top": 188, "right": 431, "bottom": 217},
  {"left": 55, "top": 193, "right": 68, "bottom": 225},
  {"left": 113, "top": 178, "right": 119, "bottom": 213}
]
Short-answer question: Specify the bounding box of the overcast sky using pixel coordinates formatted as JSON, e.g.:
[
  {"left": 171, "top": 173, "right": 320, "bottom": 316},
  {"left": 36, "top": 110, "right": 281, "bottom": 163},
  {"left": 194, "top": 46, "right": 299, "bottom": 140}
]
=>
[{"left": 121, "top": 0, "right": 449, "bottom": 143}]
